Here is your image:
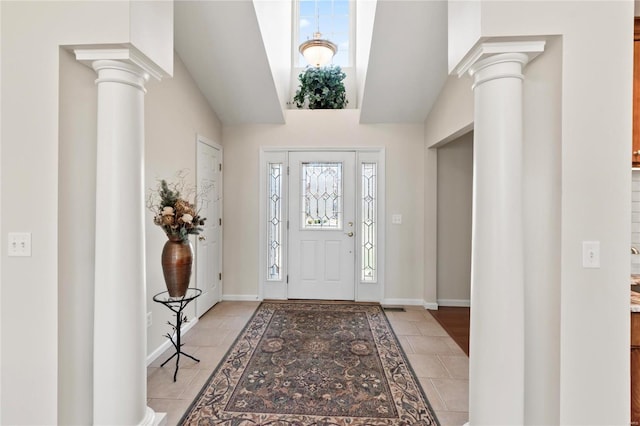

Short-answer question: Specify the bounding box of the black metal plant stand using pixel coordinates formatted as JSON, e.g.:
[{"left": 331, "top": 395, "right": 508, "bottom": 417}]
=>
[{"left": 152, "top": 288, "right": 202, "bottom": 382}]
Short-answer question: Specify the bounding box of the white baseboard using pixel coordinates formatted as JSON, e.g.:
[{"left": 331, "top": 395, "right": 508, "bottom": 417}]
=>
[
  {"left": 222, "top": 294, "right": 261, "bottom": 301},
  {"left": 218, "top": 295, "right": 450, "bottom": 310},
  {"left": 437, "top": 299, "right": 471, "bottom": 307},
  {"left": 423, "top": 301, "right": 439, "bottom": 310},
  {"left": 142, "top": 407, "right": 166, "bottom": 426},
  {"left": 146, "top": 317, "right": 199, "bottom": 366},
  {"left": 152, "top": 412, "right": 167, "bottom": 426},
  {"left": 382, "top": 298, "right": 424, "bottom": 307}
]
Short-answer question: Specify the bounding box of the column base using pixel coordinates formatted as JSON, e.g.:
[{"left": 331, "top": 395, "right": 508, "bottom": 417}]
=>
[{"left": 140, "top": 407, "right": 167, "bottom": 426}]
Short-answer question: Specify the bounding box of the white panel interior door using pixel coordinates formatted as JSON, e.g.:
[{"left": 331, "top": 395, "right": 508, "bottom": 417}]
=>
[
  {"left": 288, "top": 151, "right": 356, "bottom": 300},
  {"left": 196, "top": 139, "right": 222, "bottom": 317}
]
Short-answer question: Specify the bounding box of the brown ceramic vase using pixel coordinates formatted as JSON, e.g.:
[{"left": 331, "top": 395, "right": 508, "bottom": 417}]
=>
[{"left": 161, "top": 235, "right": 193, "bottom": 297}]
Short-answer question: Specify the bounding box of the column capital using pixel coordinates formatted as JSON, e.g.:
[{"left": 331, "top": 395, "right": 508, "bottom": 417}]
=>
[
  {"left": 90, "top": 60, "right": 151, "bottom": 93},
  {"left": 74, "top": 46, "right": 166, "bottom": 81},
  {"left": 455, "top": 40, "right": 546, "bottom": 78}
]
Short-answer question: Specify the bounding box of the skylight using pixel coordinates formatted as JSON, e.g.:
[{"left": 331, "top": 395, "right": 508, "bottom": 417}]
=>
[{"left": 296, "top": 0, "right": 352, "bottom": 67}]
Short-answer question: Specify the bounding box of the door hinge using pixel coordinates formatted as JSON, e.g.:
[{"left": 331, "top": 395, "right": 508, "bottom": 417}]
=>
[
  {"left": 287, "top": 166, "right": 290, "bottom": 175},
  {"left": 286, "top": 275, "right": 289, "bottom": 283},
  {"left": 287, "top": 220, "right": 289, "bottom": 230},
  {"left": 219, "top": 272, "right": 222, "bottom": 281},
  {"left": 219, "top": 163, "right": 222, "bottom": 171},
  {"left": 219, "top": 217, "right": 222, "bottom": 226}
]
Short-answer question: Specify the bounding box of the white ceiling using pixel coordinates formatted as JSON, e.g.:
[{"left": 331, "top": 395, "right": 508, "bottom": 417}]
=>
[
  {"left": 174, "top": 0, "right": 449, "bottom": 125},
  {"left": 174, "top": 1, "right": 285, "bottom": 124}
]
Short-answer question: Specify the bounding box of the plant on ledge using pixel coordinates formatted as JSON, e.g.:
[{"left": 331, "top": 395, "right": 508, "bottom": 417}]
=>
[{"left": 293, "top": 65, "right": 348, "bottom": 109}]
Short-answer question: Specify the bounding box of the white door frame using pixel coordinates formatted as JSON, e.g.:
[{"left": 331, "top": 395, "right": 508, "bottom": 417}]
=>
[
  {"left": 258, "top": 147, "right": 385, "bottom": 302},
  {"left": 196, "top": 134, "right": 223, "bottom": 316}
]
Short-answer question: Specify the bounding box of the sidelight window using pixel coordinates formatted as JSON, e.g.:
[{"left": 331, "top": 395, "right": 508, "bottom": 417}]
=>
[
  {"left": 361, "top": 162, "right": 377, "bottom": 282},
  {"left": 267, "top": 163, "right": 283, "bottom": 280}
]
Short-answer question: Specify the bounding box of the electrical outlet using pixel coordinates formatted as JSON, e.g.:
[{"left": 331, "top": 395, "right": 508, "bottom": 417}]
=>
[
  {"left": 8, "top": 232, "right": 31, "bottom": 257},
  {"left": 146, "top": 312, "right": 152, "bottom": 328}
]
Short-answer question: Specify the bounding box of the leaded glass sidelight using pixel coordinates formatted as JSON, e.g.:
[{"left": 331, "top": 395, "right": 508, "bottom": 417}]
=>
[
  {"left": 301, "top": 162, "right": 343, "bottom": 229},
  {"left": 361, "top": 163, "right": 376, "bottom": 281},
  {"left": 267, "top": 163, "right": 283, "bottom": 280}
]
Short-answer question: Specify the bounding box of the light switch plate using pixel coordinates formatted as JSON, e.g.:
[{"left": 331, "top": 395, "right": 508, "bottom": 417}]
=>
[
  {"left": 392, "top": 214, "right": 402, "bottom": 225},
  {"left": 8, "top": 232, "right": 31, "bottom": 257},
  {"left": 582, "top": 241, "right": 600, "bottom": 268}
]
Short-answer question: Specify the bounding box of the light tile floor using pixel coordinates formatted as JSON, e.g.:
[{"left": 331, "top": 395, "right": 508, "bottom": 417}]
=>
[{"left": 147, "top": 302, "right": 469, "bottom": 425}]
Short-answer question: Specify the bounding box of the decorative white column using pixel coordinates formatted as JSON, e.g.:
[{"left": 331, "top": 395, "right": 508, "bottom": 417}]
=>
[
  {"left": 75, "top": 49, "right": 165, "bottom": 426},
  {"left": 456, "top": 41, "right": 544, "bottom": 425}
]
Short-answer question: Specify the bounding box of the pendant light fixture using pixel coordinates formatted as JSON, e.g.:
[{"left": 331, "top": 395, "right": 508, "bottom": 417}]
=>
[
  {"left": 299, "top": 32, "right": 337, "bottom": 67},
  {"left": 298, "top": 3, "right": 337, "bottom": 67}
]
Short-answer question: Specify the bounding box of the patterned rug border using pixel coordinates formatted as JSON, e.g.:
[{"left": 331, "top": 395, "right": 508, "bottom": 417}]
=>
[{"left": 179, "top": 301, "right": 441, "bottom": 425}]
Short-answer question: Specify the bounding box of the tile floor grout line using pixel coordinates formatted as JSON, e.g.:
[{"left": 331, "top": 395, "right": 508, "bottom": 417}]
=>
[{"left": 428, "top": 377, "right": 451, "bottom": 413}]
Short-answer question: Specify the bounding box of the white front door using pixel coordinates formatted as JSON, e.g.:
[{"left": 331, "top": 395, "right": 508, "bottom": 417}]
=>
[
  {"left": 288, "top": 151, "right": 356, "bottom": 300},
  {"left": 196, "top": 138, "right": 222, "bottom": 316}
]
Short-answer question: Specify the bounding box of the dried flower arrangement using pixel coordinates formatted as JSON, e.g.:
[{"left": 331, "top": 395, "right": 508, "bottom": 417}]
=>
[{"left": 147, "top": 173, "right": 206, "bottom": 242}]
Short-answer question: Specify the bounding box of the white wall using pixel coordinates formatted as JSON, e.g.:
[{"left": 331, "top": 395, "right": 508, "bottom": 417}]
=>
[
  {"left": 447, "top": 0, "right": 481, "bottom": 74},
  {"left": 424, "top": 74, "right": 473, "bottom": 149},
  {"left": 130, "top": 0, "right": 174, "bottom": 76},
  {"left": 145, "top": 53, "right": 223, "bottom": 355},
  {"left": 522, "top": 34, "right": 563, "bottom": 425},
  {"left": 223, "top": 110, "right": 425, "bottom": 302},
  {"left": 355, "top": 0, "right": 377, "bottom": 109},
  {"left": 423, "top": 147, "right": 438, "bottom": 308},
  {"left": 428, "top": 1, "right": 631, "bottom": 424},
  {"left": 253, "top": 0, "right": 292, "bottom": 111},
  {"left": 436, "top": 131, "right": 472, "bottom": 306},
  {"left": 1, "top": 1, "right": 174, "bottom": 423}
]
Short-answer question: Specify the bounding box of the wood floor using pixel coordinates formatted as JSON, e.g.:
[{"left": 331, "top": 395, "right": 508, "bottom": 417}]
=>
[{"left": 428, "top": 307, "right": 470, "bottom": 356}]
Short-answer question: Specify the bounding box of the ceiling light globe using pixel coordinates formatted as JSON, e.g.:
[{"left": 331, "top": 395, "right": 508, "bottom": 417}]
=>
[{"left": 299, "top": 33, "right": 337, "bottom": 67}]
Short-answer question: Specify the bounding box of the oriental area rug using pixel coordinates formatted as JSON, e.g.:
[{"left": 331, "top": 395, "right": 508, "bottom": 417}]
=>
[{"left": 180, "top": 301, "right": 440, "bottom": 425}]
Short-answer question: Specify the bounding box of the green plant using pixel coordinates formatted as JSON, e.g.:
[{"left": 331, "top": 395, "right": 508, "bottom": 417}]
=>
[{"left": 293, "top": 65, "right": 348, "bottom": 109}]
